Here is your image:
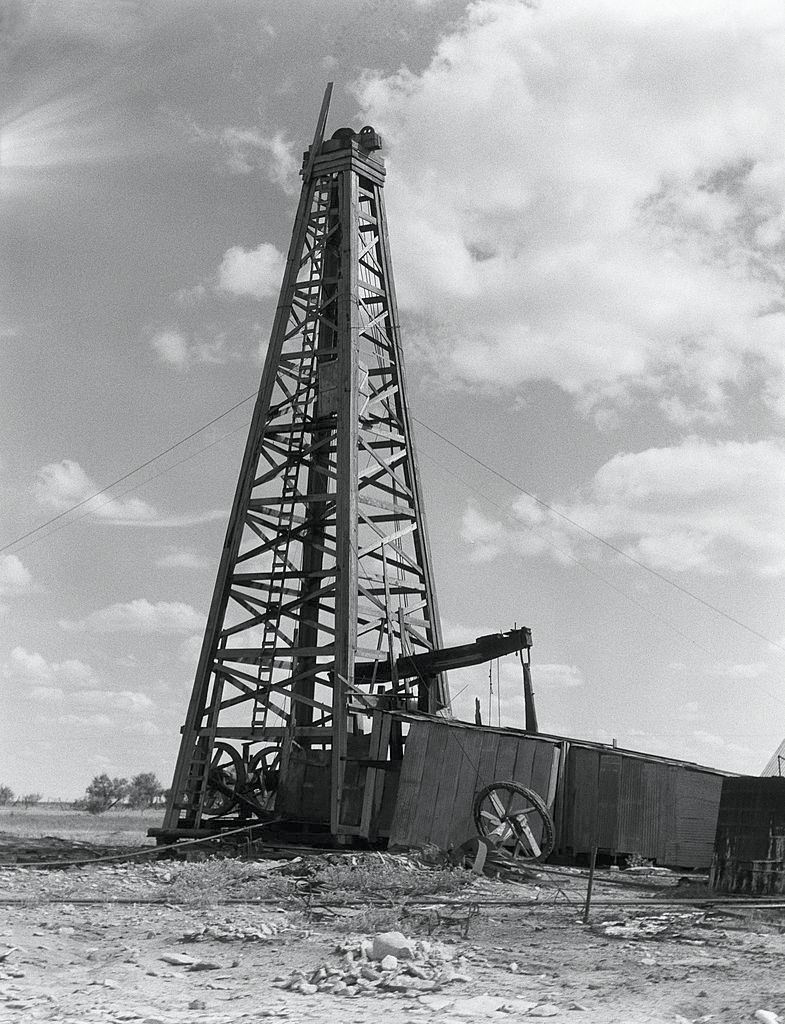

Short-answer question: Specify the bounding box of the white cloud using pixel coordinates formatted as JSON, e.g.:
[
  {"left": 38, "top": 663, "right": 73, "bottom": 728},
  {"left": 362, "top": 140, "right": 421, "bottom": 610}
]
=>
[
  {"left": 73, "top": 689, "right": 154, "bottom": 711},
  {"left": 460, "top": 506, "right": 505, "bottom": 563},
  {"left": 36, "top": 459, "right": 158, "bottom": 523},
  {"left": 0, "top": 554, "right": 32, "bottom": 595},
  {"left": 156, "top": 548, "right": 207, "bottom": 570},
  {"left": 35, "top": 459, "right": 226, "bottom": 528},
  {"left": 178, "top": 633, "right": 204, "bottom": 665},
  {"left": 220, "top": 128, "right": 298, "bottom": 192},
  {"left": 150, "top": 329, "right": 189, "bottom": 367},
  {"left": 216, "top": 242, "right": 284, "bottom": 300},
  {"left": 2, "top": 646, "right": 97, "bottom": 689},
  {"left": 26, "top": 684, "right": 155, "bottom": 714},
  {"left": 177, "top": 116, "right": 295, "bottom": 189},
  {"left": 355, "top": 0, "right": 785, "bottom": 419},
  {"left": 148, "top": 324, "right": 240, "bottom": 367},
  {"left": 60, "top": 598, "right": 205, "bottom": 635},
  {"left": 464, "top": 437, "right": 785, "bottom": 576},
  {"left": 60, "top": 713, "right": 115, "bottom": 729}
]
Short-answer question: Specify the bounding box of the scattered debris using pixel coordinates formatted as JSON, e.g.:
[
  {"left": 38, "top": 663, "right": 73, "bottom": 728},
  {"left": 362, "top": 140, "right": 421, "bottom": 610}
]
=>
[
  {"left": 3, "top": 834, "right": 784, "bottom": 1022},
  {"left": 274, "top": 930, "right": 471, "bottom": 997},
  {"left": 450, "top": 836, "right": 542, "bottom": 883},
  {"left": 179, "top": 917, "right": 292, "bottom": 943},
  {"left": 595, "top": 912, "right": 720, "bottom": 944},
  {"left": 403, "top": 901, "right": 481, "bottom": 937},
  {"left": 624, "top": 865, "right": 675, "bottom": 876}
]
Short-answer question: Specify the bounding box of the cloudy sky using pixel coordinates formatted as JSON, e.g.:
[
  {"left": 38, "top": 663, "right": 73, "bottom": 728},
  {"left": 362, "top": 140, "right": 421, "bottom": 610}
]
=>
[{"left": 2, "top": 0, "right": 784, "bottom": 798}]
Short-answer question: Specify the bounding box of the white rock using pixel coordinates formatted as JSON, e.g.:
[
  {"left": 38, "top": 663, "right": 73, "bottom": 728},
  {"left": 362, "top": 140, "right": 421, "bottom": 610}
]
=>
[
  {"left": 160, "top": 952, "right": 198, "bottom": 966},
  {"left": 754, "top": 1012, "right": 780, "bottom": 1024},
  {"left": 380, "top": 955, "right": 398, "bottom": 971},
  {"left": 529, "top": 1004, "right": 561, "bottom": 1017},
  {"left": 447, "top": 994, "right": 510, "bottom": 1017},
  {"left": 372, "top": 931, "right": 415, "bottom": 961}
]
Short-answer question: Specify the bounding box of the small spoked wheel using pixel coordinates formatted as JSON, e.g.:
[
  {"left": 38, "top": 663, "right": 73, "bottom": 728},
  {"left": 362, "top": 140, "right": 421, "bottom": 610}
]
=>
[
  {"left": 245, "top": 745, "right": 281, "bottom": 811},
  {"left": 473, "top": 781, "right": 555, "bottom": 861},
  {"left": 202, "top": 742, "right": 245, "bottom": 817}
]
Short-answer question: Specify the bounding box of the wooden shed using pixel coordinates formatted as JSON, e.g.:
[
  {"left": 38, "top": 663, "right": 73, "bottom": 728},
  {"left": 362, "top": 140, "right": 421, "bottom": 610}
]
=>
[
  {"left": 711, "top": 776, "right": 785, "bottom": 894},
  {"left": 385, "top": 715, "right": 730, "bottom": 869}
]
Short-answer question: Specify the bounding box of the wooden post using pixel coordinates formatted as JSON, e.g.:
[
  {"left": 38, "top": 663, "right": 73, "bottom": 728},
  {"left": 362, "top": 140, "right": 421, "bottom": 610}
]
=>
[{"left": 583, "top": 845, "right": 598, "bottom": 924}]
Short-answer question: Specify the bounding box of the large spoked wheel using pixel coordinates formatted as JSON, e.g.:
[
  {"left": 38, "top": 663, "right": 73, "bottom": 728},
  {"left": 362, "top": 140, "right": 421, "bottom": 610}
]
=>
[
  {"left": 202, "top": 742, "right": 245, "bottom": 817},
  {"left": 473, "top": 781, "right": 555, "bottom": 862},
  {"left": 245, "top": 745, "right": 281, "bottom": 812}
]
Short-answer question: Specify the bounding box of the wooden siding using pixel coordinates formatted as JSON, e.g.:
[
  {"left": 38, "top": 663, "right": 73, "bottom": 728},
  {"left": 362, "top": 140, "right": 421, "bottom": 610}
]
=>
[
  {"left": 389, "top": 718, "right": 728, "bottom": 868},
  {"left": 597, "top": 755, "right": 621, "bottom": 850},
  {"left": 388, "top": 720, "right": 560, "bottom": 849},
  {"left": 565, "top": 746, "right": 599, "bottom": 852},
  {"left": 670, "top": 769, "right": 725, "bottom": 867},
  {"left": 561, "top": 746, "right": 724, "bottom": 868},
  {"left": 711, "top": 777, "right": 785, "bottom": 894}
]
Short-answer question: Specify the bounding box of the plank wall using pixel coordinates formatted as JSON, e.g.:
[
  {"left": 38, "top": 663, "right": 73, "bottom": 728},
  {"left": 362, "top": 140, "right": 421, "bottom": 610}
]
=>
[{"left": 388, "top": 720, "right": 559, "bottom": 849}]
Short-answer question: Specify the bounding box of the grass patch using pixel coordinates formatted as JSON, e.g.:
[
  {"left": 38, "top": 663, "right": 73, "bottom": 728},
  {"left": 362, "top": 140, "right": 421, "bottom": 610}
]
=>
[
  {"left": 164, "top": 858, "right": 294, "bottom": 904},
  {"left": 0, "top": 806, "right": 164, "bottom": 847},
  {"left": 148, "top": 851, "right": 473, "bottom": 912},
  {"left": 313, "top": 855, "right": 471, "bottom": 899}
]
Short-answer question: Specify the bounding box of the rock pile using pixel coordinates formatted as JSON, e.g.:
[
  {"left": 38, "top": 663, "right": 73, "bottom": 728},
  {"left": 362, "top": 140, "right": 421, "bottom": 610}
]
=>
[
  {"left": 274, "top": 929, "right": 471, "bottom": 998},
  {"left": 179, "top": 916, "right": 292, "bottom": 944}
]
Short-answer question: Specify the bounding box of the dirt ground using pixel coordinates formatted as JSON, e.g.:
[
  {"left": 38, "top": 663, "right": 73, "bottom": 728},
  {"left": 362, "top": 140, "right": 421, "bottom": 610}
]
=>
[{"left": 1, "top": 823, "right": 784, "bottom": 1024}]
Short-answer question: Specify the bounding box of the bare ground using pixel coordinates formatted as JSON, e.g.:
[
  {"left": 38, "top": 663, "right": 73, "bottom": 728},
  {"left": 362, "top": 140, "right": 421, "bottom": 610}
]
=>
[{"left": 0, "top": 823, "right": 784, "bottom": 1024}]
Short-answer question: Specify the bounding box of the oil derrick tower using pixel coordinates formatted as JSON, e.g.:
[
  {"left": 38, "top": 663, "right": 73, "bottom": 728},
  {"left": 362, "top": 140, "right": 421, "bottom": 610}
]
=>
[{"left": 159, "top": 86, "right": 451, "bottom": 841}]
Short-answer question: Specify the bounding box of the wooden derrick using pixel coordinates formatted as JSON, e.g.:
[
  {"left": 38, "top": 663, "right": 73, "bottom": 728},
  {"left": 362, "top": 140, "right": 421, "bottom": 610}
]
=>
[{"left": 159, "top": 86, "right": 448, "bottom": 840}]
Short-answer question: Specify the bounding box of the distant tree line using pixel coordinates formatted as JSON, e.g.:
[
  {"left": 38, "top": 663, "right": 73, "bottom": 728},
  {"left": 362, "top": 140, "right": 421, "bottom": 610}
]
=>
[
  {"left": 77, "top": 772, "right": 167, "bottom": 814},
  {"left": 0, "top": 773, "right": 167, "bottom": 814},
  {"left": 0, "top": 787, "right": 42, "bottom": 807}
]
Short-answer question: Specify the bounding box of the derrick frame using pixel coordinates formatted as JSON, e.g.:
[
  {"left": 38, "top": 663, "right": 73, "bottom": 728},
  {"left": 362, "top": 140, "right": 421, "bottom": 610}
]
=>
[{"left": 161, "top": 90, "right": 448, "bottom": 839}]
